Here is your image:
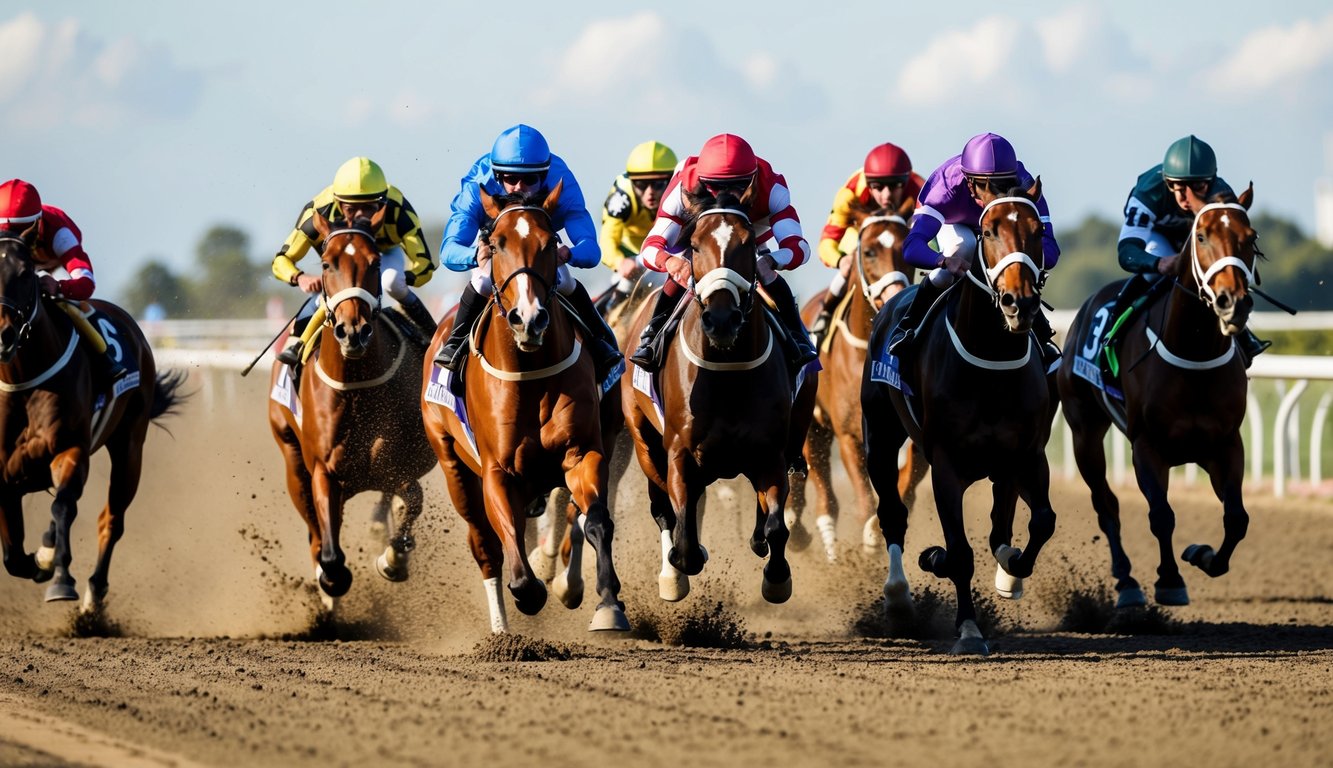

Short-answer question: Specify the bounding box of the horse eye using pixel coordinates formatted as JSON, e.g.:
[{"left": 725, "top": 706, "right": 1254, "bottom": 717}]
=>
[{"left": 322, "top": 262, "right": 332, "bottom": 271}]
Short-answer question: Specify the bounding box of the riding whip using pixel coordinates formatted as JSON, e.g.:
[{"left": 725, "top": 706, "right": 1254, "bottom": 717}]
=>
[{"left": 241, "top": 296, "right": 314, "bottom": 377}]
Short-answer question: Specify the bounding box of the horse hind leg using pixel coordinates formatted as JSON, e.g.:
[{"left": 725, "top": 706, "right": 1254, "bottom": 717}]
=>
[
  {"left": 861, "top": 393, "right": 912, "bottom": 617},
  {"left": 920, "top": 460, "right": 986, "bottom": 655},
  {"left": 45, "top": 447, "right": 90, "bottom": 603},
  {"left": 375, "top": 481, "right": 420, "bottom": 583},
  {"left": 649, "top": 482, "right": 689, "bottom": 602},
  {"left": 792, "top": 422, "right": 834, "bottom": 559},
  {"left": 83, "top": 425, "right": 150, "bottom": 614},
  {"left": 552, "top": 496, "right": 585, "bottom": 611},
  {"left": 1068, "top": 401, "right": 1143, "bottom": 608},
  {"left": 527, "top": 489, "right": 567, "bottom": 583},
  {"left": 368, "top": 492, "right": 392, "bottom": 545},
  {"left": 565, "top": 451, "right": 628, "bottom": 631}
]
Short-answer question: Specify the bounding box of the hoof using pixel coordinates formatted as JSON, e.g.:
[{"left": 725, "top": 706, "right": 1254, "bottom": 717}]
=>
[
  {"left": 761, "top": 575, "right": 793, "bottom": 604},
  {"left": 528, "top": 547, "right": 558, "bottom": 582},
  {"left": 750, "top": 536, "right": 769, "bottom": 558},
  {"left": 668, "top": 545, "right": 706, "bottom": 577},
  {"left": 787, "top": 522, "right": 813, "bottom": 553},
  {"left": 1115, "top": 586, "right": 1148, "bottom": 609},
  {"left": 1154, "top": 585, "right": 1190, "bottom": 606},
  {"left": 375, "top": 548, "right": 409, "bottom": 582},
  {"left": 950, "top": 636, "right": 991, "bottom": 656},
  {"left": 588, "top": 605, "right": 631, "bottom": 632},
  {"left": 658, "top": 570, "right": 690, "bottom": 602},
  {"left": 919, "top": 546, "right": 947, "bottom": 576},
  {"left": 553, "top": 568, "right": 584, "bottom": 610},
  {"left": 1182, "top": 544, "right": 1222, "bottom": 575},
  {"left": 862, "top": 517, "right": 884, "bottom": 554},
  {"left": 318, "top": 563, "right": 353, "bottom": 598},
  {"left": 31, "top": 560, "right": 54, "bottom": 585},
  {"left": 45, "top": 570, "right": 78, "bottom": 602},
  {"left": 524, "top": 494, "right": 548, "bottom": 519},
  {"left": 994, "top": 545, "right": 1025, "bottom": 600},
  {"left": 35, "top": 545, "right": 55, "bottom": 572},
  {"left": 883, "top": 577, "right": 913, "bottom": 613},
  {"left": 510, "top": 578, "right": 548, "bottom": 616}
]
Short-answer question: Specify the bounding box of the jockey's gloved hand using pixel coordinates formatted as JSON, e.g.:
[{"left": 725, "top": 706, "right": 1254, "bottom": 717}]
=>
[{"left": 39, "top": 274, "right": 62, "bottom": 297}]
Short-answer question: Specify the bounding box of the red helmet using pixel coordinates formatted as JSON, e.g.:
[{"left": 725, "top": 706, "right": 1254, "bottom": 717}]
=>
[
  {"left": 864, "top": 143, "right": 912, "bottom": 180},
  {"left": 696, "top": 134, "right": 757, "bottom": 180},
  {"left": 0, "top": 179, "right": 42, "bottom": 227}
]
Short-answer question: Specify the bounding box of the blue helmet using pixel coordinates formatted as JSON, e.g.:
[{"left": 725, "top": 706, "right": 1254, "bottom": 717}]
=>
[{"left": 490, "top": 124, "right": 551, "bottom": 173}]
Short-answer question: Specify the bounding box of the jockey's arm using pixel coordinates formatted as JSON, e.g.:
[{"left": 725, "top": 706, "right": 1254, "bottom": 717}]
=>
[
  {"left": 818, "top": 183, "right": 858, "bottom": 267},
  {"left": 555, "top": 181, "right": 600, "bottom": 269},
  {"left": 44, "top": 216, "right": 94, "bottom": 300},
  {"left": 440, "top": 184, "right": 485, "bottom": 272},
  {"left": 903, "top": 208, "right": 946, "bottom": 270},
  {"left": 1117, "top": 194, "right": 1162, "bottom": 274},
  {"left": 1034, "top": 192, "right": 1060, "bottom": 268},
  {"left": 389, "top": 195, "right": 436, "bottom": 286},
  {"left": 762, "top": 179, "right": 811, "bottom": 270},
  {"left": 638, "top": 181, "right": 688, "bottom": 273},
  {"left": 273, "top": 202, "right": 318, "bottom": 284}
]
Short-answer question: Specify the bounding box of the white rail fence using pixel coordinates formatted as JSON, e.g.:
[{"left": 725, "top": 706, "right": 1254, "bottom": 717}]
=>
[{"left": 149, "top": 314, "right": 1333, "bottom": 499}]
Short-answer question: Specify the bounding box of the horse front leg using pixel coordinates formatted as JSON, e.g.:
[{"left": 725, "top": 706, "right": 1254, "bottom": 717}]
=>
[
  {"left": 0, "top": 489, "right": 46, "bottom": 582},
  {"left": 794, "top": 422, "right": 834, "bottom": 558},
  {"left": 565, "top": 450, "right": 629, "bottom": 631},
  {"left": 994, "top": 459, "right": 1059, "bottom": 602},
  {"left": 1184, "top": 436, "right": 1249, "bottom": 579},
  {"left": 45, "top": 447, "right": 89, "bottom": 602},
  {"left": 309, "top": 463, "right": 352, "bottom": 603},
  {"left": 753, "top": 463, "right": 792, "bottom": 604},
  {"left": 1131, "top": 440, "right": 1187, "bottom": 605},
  {"left": 919, "top": 457, "right": 985, "bottom": 655},
  {"left": 836, "top": 430, "right": 880, "bottom": 556},
  {"left": 85, "top": 424, "right": 149, "bottom": 614},
  {"left": 666, "top": 452, "right": 707, "bottom": 577},
  {"left": 374, "top": 480, "right": 421, "bottom": 583},
  {"left": 862, "top": 388, "right": 913, "bottom": 618},
  {"left": 1067, "top": 398, "right": 1141, "bottom": 606},
  {"left": 482, "top": 467, "right": 546, "bottom": 616}
]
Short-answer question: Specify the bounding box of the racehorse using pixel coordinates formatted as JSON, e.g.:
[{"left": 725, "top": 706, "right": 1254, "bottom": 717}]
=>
[
  {"left": 423, "top": 182, "right": 628, "bottom": 634},
  {"left": 861, "top": 179, "right": 1058, "bottom": 654},
  {"left": 791, "top": 196, "right": 928, "bottom": 560},
  {"left": 1057, "top": 185, "right": 1261, "bottom": 608},
  {"left": 268, "top": 209, "right": 435, "bottom": 611},
  {"left": 0, "top": 226, "right": 186, "bottom": 612},
  {"left": 622, "top": 187, "right": 815, "bottom": 603}
]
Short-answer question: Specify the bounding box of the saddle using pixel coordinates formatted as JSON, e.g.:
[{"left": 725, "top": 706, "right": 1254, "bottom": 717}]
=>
[{"left": 1098, "top": 277, "right": 1171, "bottom": 398}]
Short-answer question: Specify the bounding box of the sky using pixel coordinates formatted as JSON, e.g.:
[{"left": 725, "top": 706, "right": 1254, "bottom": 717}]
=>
[{"left": 3, "top": 1, "right": 1332, "bottom": 305}]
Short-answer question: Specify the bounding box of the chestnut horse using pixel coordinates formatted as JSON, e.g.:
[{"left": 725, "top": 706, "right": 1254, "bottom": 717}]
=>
[
  {"left": 268, "top": 210, "right": 435, "bottom": 611},
  {"left": 791, "top": 196, "right": 928, "bottom": 560},
  {"left": 622, "top": 188, "right": 816, "bottom": 604},
  {"left": 0, "top": 226, "right": 185, "bottom": 611},
  {"left": 1056, "top": 186, "right": 1261, "bottom": 609},
  {"left": 862, "top": 180, "right": 1057, "bottom": 655},
  {"left": 423, "top": 183, "right": 628, "bottom": 634}
]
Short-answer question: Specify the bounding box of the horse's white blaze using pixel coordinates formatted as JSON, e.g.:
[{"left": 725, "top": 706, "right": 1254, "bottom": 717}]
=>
[
  {"left": 1221, "top": 213, "right": 1230, "bottom": 227},
  {"left": 1007, "top": 211, "right": 1018, "bottom": 222},
  {"left": 484, "top": 576, "right": 508, "bottom": 633},
  {"left": 343, "top": 243, "right": 356, "bottom": 255},
  {"left": 515, "top": 217, "right": 530, "bottom": 239},
  {"left": 876, "top": 231, "right": 897, "bottom": 249},
  {"left": 514, "top": 274, "right": 542, "bottom": 324},
  {"left": 711, "top": 221, "right": 735, "bottom": 252}
]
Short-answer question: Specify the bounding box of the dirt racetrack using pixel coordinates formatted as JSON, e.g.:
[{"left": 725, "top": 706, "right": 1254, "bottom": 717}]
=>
[{"left": 2, "top": 373, "right": 1332, "bottom": 767}]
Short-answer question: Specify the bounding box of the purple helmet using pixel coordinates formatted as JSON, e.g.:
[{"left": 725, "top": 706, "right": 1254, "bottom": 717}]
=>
[{"left": 960, "top": 133, "right": 1017, "bottom": 177}]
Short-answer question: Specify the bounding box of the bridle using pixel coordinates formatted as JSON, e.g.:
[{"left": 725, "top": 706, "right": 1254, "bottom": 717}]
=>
[
  {"left": 854, "top": 214, "right": 910, "bottom": 309},
  {"left": 486, "top": 205, "right": 558, "bottom": 318},
  {"left": 689, "top": 207, "right": 758, "bottom": 319},
  {"left": 319, "top": 227, "right": 382, "bottom": 327},
  {"left": 1186, "top": 202, "right": 1256, "bottom": 309},
  {"left": 967, "top": 196, "right": 1047, "bottom": 303}
]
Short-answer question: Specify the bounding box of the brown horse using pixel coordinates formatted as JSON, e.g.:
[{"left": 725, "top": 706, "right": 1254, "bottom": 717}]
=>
[
  {"left": 268, "top": 210, "right": 435, "bottom": 611},
  {"left": 423, "top": 183, "right": 628, "bottom": 634},
  {"left": 622, "top": 188, "right": 816, "bottom": 603},
  {"left": 1057, "top": 186, "right": 1261, "bottom": 609},
  {"left": 861, "top": 180, "right": 1058, "bottom": 655},
  {"left": 791, "top": 196, "right": 928, "bottom": 560},
  {"left": 0, "top": 226, "right": 185, "bottom": 612}
]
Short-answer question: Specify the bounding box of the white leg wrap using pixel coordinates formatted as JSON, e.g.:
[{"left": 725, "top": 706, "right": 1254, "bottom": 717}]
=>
[
  {"left": 883, "top": 543, "right": 912, "bottom": 609},
  {"left": 658, "top": 530, "right": 689, "bottom": 602},
  {"left": 993, "top": 544, "right": 1025, "bottom": 600},
  {"left": 815, "top": 514, "right": 837, "bottom": 561},
  {"left": 863, "top": 516, "right": 884, "bottom": 552},
  {"left": 35, "top": 546, "right": 55, "bottom": 571},
  {"left": 483, "top": 577, "right": 508, "bottom": 634}
]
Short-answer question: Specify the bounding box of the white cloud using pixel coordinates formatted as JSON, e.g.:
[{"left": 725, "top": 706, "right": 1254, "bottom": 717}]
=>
[
  {"left": 543, "top": 11, "right": 664, "bottom": 99},
  {"left": 1209, "top": 13, "right": 1333, "bottom": 94},
  {"left": 897, "top": 17, "right": 1022, "bottom": 104},
  {"left": 0, "top": 12, "right": 203, "bottom": 130}
]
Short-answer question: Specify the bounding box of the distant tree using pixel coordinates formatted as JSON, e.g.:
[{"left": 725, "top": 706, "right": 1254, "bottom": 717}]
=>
[
  {"left": 188, "top": 225, "right": 270, "bottom": 317},
  {"left": 122, "top": 260, "right": 191, "bottom": 317}
]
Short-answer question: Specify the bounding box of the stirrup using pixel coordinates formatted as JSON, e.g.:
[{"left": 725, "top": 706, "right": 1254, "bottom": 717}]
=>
[
  {"left": 435, "top": 340, "right": 467, "bottom": 372},
  {"left": 276, "top": 341, "right": 302, "bottom": 368}
]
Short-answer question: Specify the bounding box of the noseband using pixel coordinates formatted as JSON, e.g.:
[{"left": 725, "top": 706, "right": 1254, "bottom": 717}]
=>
[
  {"left": 320, "top": 228, "right": 382, "bottom": 326},
  {"left": 967, "top": 196, "right": 1047, "bottom": 303},
  {"left": 1188, "top": 202, "right": 1255, "bottom": 309},
  {"left": 691, "top": 208, "right": 757, "bottom": 316},
  {"left": 855, "top": 214, "right": 910, "bottom": 308},
  {"left": 487, "top": 205, "right": 557, "bottom": 317}
]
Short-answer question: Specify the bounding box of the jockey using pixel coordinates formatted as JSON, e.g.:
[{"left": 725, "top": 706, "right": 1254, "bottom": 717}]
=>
[
  {"left": 1106, "top": 134, "right": 1270, "bottom": 369},
  {"left": 272, "top": 157, "right": 439, "bottom": 366},
  {"left": 889, "top": 132, "right": 1062, "bottom": 366},
  {"left": 436, "top": 124, "right": 623, "bottom": 379},
  {"left": 0, "top": 179, "right": 129, "bottom": 383},
  {"left": 810, "top": 142, "right": 925, "bottom": 348},
  {"left": 630, "top": 134, "right": 818, "bottom": 373},
  {"left": 599, "top": 141, "right": 678, "bottom": 314}
]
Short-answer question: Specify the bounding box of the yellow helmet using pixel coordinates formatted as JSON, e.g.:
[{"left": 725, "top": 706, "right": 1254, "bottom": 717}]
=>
[
  {"left": 332, "top": 157, "right": 388, "bottom": 201},
  {"left": 625, "top": 141, "right": 677, "bottom": 178}
]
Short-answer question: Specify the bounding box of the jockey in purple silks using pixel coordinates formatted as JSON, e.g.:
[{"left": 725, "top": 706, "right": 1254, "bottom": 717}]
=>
[{"left": 889, "top": 132, "right": 1062, "bottom": 366}]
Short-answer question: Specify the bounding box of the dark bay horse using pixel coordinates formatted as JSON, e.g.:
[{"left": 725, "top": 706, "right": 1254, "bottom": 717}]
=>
[
  {"left": 792, "top": 196, "right": 928, "bottom": 560},
  {"left": 622, "top": 188, "right": 815, "bottom": 603},
  {"left": 268, "top": 209, "right": 435, "bottom": 611},
  {"left": 862, "top": 180, "right": 1057, "bottom": 655},
  {"left": 0, "top": 226, "right": 185, "bottom": 612},
  {"left": 423, "top": 182, "right": 628, "bottom": 634},
  {"left": 1057, "top": 186, "right": 1261, "bottom": 609}
]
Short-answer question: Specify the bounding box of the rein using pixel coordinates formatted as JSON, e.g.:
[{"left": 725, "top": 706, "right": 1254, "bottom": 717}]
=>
[
  {"left": 0, "top": 321, "right": 79, "bottom": 392},
  {"left": 965, "top": 196, "right": 1047, "bottom": 302}
]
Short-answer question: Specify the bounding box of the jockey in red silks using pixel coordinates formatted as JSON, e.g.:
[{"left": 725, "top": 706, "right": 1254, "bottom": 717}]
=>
[
  {"left": 630, "top": 133, "right": 817, "bottom": 373},
  {"left": 0, "top": 179, "right": 128, "bottom": 382}
]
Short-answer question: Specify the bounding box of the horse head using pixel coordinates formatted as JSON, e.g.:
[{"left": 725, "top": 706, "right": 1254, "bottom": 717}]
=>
[
  {"left": 973, "top": 177, "right": 1047, "bottom": 334},
  {"left": 0, "top": 224, "right": 43, "bottom": 364},
  {"left": 1180, "top": 184, "right": 1260, "bottom": 337},
  {"left": 848, "top": 193, "right": 915, "bottom": 310},
  {"left": 311, "top": 207, "right": 385, "bottom": 360},
  {"left": 681, "top": 186, "right": 757, "bottom": 350},
  {"left": 481, "top": 181, "right": 563, "bottom": 353}
]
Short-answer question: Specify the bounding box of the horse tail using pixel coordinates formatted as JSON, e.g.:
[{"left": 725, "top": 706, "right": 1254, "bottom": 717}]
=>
[{"left": 150, "top": 369, "right": 190, "bottom": 424}]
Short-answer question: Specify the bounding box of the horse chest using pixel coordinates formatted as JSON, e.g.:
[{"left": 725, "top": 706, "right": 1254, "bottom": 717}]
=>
[{"left": 0, "top": 396, "right": 72, "bottom": 485}]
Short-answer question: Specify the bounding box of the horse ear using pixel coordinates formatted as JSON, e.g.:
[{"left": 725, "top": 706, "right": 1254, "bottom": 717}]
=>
[
  {"left": 480, "top": 187, "right": 501, "bottom": 220},
  {"left": 1025, "top": 175, "right": 1042, "bottom": 201},
  {"left": 312, "top": 209, "right": 331, "bottom": 240},
  {"left": 543, "top": 178, "right": 565, "bottom": 214},
  {"left": 368, "top": 203, "right": 388, "bottom": 233},
  {"left": 895, "top": 193, "right": 916, "bottom": 220},
  {"left": 20, "top": 221, "right": 39, "bottom": 247},
  {"left": 1238, "top": 181, "right": 1254, "bottom": 211}
]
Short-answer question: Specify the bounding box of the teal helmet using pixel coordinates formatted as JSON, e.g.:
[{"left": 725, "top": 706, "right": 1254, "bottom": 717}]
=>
[{"left": 1163, "top": 135, "right": 1216, "bottom": 180}]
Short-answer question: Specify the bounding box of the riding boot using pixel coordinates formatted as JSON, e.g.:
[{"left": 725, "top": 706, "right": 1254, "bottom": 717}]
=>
[
  {"left": 1099, "top": 275, "right": 1148, "bottom": 384},
  {"left": 435, "top": 283, "right": 487, "bottom": 371},
  {"left": 396, "top": 291, "right": 439, "bottom": 341},
  {"left": 565, "top": 281, "right": 624, "bottom": 382},
  {"left": 277, "top": 308, "right": 320, "bottom": 368},
  {"left": 763, "top": 275, "right": 819, "bottom": 371},
  {"left": 809, "top": 287, "right": 843, "bottom": 351},
  {"left": 1238, "top": 328, "right": 1271, "bottom": 369},
  {"left": 630, "top": 287, "right": 684, "bottom": 371},
  {"left": 1032, "top": 309, "right": 1061, "bottom": 369},
  {"left": 91, "top": 349, "right": 129, "bottom": 384},
  {"left": 275, "top": 337, "right": 303, "bottom": 367},
  {"left": 888, "top": 278, "right": 944, "bottom": 359},
  {"left": 605, "top": 286, "right": 631, "bottom": 316}
]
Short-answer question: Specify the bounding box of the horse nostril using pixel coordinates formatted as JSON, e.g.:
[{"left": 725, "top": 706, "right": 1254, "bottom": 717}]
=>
[
  {"left": 1000, "top": 293, "right": 1017, "bottom": 308},
  {"left": 358, "top": 324, "right": 373, "bottom": 343},
  {"left": 533, "top": 308, "right": 549, "bottom": 332},
  {"left": 1216, "top": 293, "right": 1232, "bottom": 311},
  {"left": 728, "top": 309, "right": 742, "bottom": 328},
  {"left": 701, "top": 313, "right": 716, "bottom": 332},
  {"left": 508, "top": 308, "right": 523, "bottom": 326},
  {"left": 0, "top": 327, "right": 13, "bottom": 347},
  {"left": 334, "top": 324, "right": 348, "bottom": 341}
]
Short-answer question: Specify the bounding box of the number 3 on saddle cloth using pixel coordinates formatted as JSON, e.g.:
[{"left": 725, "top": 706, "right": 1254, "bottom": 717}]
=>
[{"left": 1071, "top": 278, "right": 1170, "bottom": 403}]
